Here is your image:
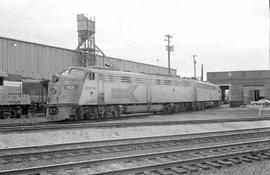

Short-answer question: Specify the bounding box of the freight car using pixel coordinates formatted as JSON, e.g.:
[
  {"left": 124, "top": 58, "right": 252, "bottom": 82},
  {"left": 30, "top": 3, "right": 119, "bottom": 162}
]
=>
[{"left": 47, "top": 66, "right": 221, "bottom": 121}]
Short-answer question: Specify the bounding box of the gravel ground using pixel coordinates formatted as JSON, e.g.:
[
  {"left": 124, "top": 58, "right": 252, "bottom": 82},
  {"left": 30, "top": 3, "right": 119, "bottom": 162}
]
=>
[{"left": 194, "top": 160, "right": 270, "bottom": 175}]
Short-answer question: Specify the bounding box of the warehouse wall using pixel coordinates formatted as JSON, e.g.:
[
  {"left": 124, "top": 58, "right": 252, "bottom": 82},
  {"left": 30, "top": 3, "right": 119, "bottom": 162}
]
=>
[
  {"left": 207, "top": 70, "right": 270, "bottom": 107},
  {"left": 96, "top": 55, "right": 177, "bottom": 76},
  {"left": 0, "top": 36, "right": 177, "bottom": 80},
  {"left": 0, "top": 37, "right": 79, "bottom": 79}
]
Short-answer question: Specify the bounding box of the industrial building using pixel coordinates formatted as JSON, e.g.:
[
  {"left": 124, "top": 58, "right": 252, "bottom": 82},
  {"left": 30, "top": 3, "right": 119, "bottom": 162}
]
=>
[
  {"left": 0, "top": 36, "right": 176, "bottom": 80},
  {"left": 0, "top": 14, "right": 177, "bottom": 80},
  {"left": 207, "top": 70, "right": 270, "bottom": 107}
]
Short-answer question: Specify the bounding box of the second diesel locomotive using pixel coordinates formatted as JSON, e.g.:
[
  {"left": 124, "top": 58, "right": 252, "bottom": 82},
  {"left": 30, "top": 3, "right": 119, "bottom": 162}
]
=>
[{"left": 47, "top": 66, "right": 221, "bottom": 121}]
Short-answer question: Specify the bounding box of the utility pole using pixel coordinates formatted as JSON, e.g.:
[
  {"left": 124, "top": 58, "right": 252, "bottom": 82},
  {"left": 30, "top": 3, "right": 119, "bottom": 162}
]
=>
[
  {"left": 191, "top": 55, "right": 197, "bottom": 79},
  {"left": 201, "top": 64, "right": 204, "bottom": 81},
  {"left": 164, "top": 34, "right": 174, "bottom": 75}
]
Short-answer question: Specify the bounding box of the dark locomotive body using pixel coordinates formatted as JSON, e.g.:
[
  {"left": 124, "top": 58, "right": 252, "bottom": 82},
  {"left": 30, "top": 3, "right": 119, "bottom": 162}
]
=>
[{"left": 0, "top": 71, "right": 48, "bottom": 119}]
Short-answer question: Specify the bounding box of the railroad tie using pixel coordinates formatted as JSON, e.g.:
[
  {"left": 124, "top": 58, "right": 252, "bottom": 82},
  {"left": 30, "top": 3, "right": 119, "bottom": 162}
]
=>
[
  {"left": 263, "top": 152, "right": 270, "bottom": 157},
  {"left": 54, "top": 153, "right": 66, "bottom": 158},
  {"left": 29, "top": 156, "right": 39, "bottom": 161},
  {"left": 0, "top": 158, "right": 8, "bottom": 164},
  {"left": 239, "top": 157, "right": 253, "bottom": 163},
  {"left": 90, "top": 149, "right": 101, "bottom": 154},
  {"left": 155, "top": 168, "right": 176, "bottom": 175},
  {"left": 41, "top": 155, "right": 52, "bottom": 159},
  {"left": 134, "top": 172, "right": 147, "bottom": 175},
  {"left": 181, "top": 165, "right": 198, "bottom": 172},
  {"left": 12, "top": 158, "right": 22, "bottom": 163},
  {"left": 257, "top": 153, "right": 270, "bottom": 159},
  {"left": 193, "top": 163, "right": 210, "bottom": 170},
  {"left": 215, "top": 160, "right": 233, "bottom": 166},
  {"left": 226, "top": 158, "right": 242, "bottom": 164},
  {"left": 66, "top": 152, "right": 77, "bottom": 156},
  {"left": 205, "top": 161, "right": 222, "bottom": 169},
  {"left": 244, "top": 155, "right": 261, "bottom": 161},
  {"left": 170, "top": 167, "right": 187, "bottom": 174}
]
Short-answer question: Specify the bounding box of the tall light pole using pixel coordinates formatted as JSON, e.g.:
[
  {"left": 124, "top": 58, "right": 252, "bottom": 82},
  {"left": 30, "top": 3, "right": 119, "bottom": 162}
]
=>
[
  {"left": 164, "top": 34, "right": 174, "bottom": 75},
  {"left": 191, "top": 54, "right": 197, "bottom": 79}
]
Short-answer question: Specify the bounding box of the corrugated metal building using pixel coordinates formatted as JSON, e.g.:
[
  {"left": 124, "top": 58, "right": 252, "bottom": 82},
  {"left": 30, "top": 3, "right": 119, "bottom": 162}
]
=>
[
  {"left": 0, "top": 36, "right": 176, "bottom": 80},
  {"left": 96, "top": 55, "right": 177, "bottom": 76},
  {"left": 207, "top": 70, "right": 270, "bottom": 107},
  {"left": 0, "top": 37, "right": 79, "bottom": 79}
]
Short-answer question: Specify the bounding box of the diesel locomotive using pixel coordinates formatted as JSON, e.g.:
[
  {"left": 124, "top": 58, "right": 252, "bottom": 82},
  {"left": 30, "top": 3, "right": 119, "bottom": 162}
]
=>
[
  {"left": 47, "top": 66, "right": 221, "bottom": 121},
  {"left": 0, "top": 71, "right": 48, "bottom": 119}
]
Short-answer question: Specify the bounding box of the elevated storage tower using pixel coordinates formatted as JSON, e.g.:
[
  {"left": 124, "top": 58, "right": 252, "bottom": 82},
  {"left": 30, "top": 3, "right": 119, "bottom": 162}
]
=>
[{"left": 76, "top": 14, "right": 97, "bottom": 67}]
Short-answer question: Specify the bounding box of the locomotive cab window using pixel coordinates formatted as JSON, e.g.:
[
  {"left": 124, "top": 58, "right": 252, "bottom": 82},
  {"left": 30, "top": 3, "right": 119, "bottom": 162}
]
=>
[
  {"left": 89, "top": 72, "right": 95, "bottom": 80},
  {"left": 69, "top": 68, "right": 86, "bottom": 80},
  {"left": 61, "top": 69, "right": 69, "bottom": 76}
]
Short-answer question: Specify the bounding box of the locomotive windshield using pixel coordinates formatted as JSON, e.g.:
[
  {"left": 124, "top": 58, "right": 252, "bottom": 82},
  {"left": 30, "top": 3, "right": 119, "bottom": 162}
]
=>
[{"left": 61, "top": 68, "right": 86, "bottom": 80}]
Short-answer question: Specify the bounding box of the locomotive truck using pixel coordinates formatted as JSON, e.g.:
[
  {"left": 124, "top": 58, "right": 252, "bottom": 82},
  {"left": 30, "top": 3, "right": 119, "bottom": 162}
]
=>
[{"left": 47, "top": 66, "right": 221, "bottom": 121}]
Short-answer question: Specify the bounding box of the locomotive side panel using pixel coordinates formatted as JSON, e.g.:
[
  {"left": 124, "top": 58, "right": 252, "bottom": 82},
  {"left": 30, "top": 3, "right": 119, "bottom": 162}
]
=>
[
  {"left": 104, "top": 83, "right": 147, "bottom": 104},
  {"left": 79, "top": 74, "right": 98, "bottom": 105},
  {"left": 197, "top": 82, "right": 221, "bottom": 102},
  {"left": 102, "top": 72, "right": 147, "bottom": 105},
  {"left": 196, "top": 82, "right": 212, "bottom": 102},
  {"left": 151, "top": 84, "right": 194, "bottom": 103},
  {"left": 210, "top": 86, "right": 221, "bottom": 101}
]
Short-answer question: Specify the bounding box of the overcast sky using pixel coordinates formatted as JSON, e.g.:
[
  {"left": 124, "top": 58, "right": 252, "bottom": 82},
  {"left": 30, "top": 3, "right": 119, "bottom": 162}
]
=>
[{"left": 0, "top": 0, "right": 268, "bottom": 77}]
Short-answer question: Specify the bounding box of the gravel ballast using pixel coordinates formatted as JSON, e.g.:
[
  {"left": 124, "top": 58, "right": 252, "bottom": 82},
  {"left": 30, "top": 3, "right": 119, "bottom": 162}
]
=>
[{"left": 195, "top": 160, "right": 270, "bottom": 175}]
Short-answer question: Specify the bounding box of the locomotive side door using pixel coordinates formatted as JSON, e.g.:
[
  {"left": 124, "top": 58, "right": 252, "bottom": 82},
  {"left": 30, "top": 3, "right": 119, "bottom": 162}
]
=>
[
  {"left": 146, "top": 80, "right": 152, "bottom": 111},
  {"left": 97, "top": 73, "right": 104, "bottom": 105}
]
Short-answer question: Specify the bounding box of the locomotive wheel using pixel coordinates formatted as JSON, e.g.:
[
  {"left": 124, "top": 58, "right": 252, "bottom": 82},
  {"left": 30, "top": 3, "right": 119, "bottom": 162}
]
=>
[
  {"left": 90, "top": 107, "right": 99, "bottom": 120},
  {"left": 175, "top": 104, "right": 181, "bottom": 113},
  {"left": 201, "top": 102, "right": 205, "bottom": 110},
  {"left": 89, "top": 112, "right": 98, "bottom": 119},
  {"left": 163, "top": 105, "right": 172, "bottom": 114},
  {"left": 111, "top": 109, "right": 118, "bottom": 118}
]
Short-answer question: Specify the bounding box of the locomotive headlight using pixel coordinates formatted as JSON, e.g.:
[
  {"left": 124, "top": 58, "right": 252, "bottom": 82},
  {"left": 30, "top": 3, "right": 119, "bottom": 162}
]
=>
[
  {"left": 64, "top": 85, "right": 77, "bottom": 90},
  {"left": 52, "top": 74, "right": 59, "bottom": 82},
  {"left": 51, "top": 88, "right": 57, "bottom": 94}
]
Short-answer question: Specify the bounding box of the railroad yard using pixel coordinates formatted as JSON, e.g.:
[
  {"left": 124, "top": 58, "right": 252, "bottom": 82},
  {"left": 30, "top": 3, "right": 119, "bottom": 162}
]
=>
[
  {"left": 0, "top": 105, "right": 270, "bottom": 175},
  {"left": 0, "top": 1, "right": 269, "bottom": 174}
]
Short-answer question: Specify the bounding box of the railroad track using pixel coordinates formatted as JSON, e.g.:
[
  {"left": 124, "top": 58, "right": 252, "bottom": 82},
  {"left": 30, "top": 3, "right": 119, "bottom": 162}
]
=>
[
  {"left": 1, "top": 117, "right": 270, "bottom": 132},
  {"left": 1, "top": 127, "right": 270, "bottom": 174},
  {"left": 1, "top": 139, "right": 270, "bottom": 175}
]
